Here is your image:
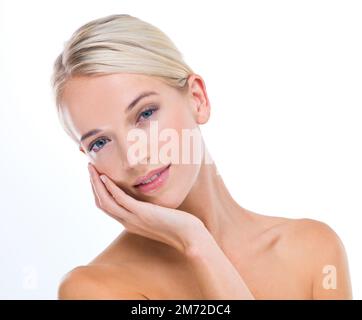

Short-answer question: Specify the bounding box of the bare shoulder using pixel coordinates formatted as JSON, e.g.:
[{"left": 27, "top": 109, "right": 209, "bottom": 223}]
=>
[
  {"left": 57, "top": 231, "right": 175, "bottom": 300},
  {"left": 58, "top": 264, "right": 149, "bottom": 300},
  {"left": 280, "top": 218, "right": 348, "bottom": 261},
  {"left": 251, "top": 213, "right": 348, "bottom": 256},
  {"left": 57, "top": 230, "right": 153, "bottom": 300},
  {"left": 279, "top": 217, "right": 353, "bottom": 299},
  {"left": 247, "top": 210, "right": 352, "bottom": 299}
]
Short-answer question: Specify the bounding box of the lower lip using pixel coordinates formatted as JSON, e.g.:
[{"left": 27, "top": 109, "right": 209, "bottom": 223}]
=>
[{"left": 134, "top": 164, "right": 171, "bottom": 194}]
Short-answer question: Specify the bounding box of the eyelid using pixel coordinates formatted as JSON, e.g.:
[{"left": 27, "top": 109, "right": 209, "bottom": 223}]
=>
[
  {"left": 87, "top": 136, "right": 109, "bottom": 152},
  {"left": 136, "top": 104, "right": 159, "bottom": 123}
]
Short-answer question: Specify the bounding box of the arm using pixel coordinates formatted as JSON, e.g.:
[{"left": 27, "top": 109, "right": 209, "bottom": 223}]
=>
[
  {"left": 308, "top": 220, "right": 353, "bottom": 299},
  {"left": 287, "top": 218, "right": 352, "bottom": 299},
  {"left": 184, "top": 224, "right": 255, "bottom": 300}
]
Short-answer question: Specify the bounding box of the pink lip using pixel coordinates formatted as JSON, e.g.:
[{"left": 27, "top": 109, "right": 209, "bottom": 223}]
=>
[
  {"left": 133, "top": 164, "right": 171, "bottom": 186},
  {"left": 134, "top": 164, "right": 171, "bottom": 194}
]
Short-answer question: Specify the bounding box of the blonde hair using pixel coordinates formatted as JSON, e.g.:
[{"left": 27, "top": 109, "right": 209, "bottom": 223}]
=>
[{"left": 51, "top": 14, "right": 194, "bottom": 142}]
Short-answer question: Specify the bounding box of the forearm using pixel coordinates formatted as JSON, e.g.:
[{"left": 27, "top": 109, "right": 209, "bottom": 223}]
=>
[{"left": 184, "top": 225, "right": 255, "bottom": 300}]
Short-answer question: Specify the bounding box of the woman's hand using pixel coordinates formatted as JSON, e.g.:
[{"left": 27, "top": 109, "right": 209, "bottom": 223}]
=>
[
  {"left": 88, "top": 163, "right": 255, "bottom": 299},
  {"left": 88, "top": 163, "right": 204, "bottom": 255}
]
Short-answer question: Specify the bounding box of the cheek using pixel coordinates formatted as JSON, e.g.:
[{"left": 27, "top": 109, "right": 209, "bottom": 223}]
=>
[
  {"left": 154, "top": 162, "right": 200, "bottom": 208},
  {"left": 163, "top": 102, "right": 196, "bottom": 131},
  {"left": 156, "top": 106, "right": 204, "bottom": 165},
  {"left": 174, "top": 161, "right": 202, "bottom": 203}
]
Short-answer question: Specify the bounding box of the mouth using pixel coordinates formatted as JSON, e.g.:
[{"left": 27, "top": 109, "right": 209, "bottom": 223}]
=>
[{"left": 133, "top": 163, "right": 171, "bottom": 193}]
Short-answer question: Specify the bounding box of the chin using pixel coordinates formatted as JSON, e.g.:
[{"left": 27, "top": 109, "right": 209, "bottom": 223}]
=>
[{"left": 138, "top": 187, "right": 190, "bottom": 209}]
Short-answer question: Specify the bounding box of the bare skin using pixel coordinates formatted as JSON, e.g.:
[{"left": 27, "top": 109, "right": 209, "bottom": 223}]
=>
[
  {"left": 59, "top": 210, "right": 352, "bottom": 299},
  {"left": 57, "top": 73, "right": 352, "bottom": 299}
]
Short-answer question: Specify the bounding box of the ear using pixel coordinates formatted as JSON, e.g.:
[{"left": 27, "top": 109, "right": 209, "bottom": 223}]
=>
[{"left": 186, "top": 74, "right": 211, "bottom": 125}]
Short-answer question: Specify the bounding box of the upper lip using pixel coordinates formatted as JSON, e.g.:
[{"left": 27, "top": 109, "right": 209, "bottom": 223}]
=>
[{"left": 133, "top": 164, "right": 171, "bottom": 186}]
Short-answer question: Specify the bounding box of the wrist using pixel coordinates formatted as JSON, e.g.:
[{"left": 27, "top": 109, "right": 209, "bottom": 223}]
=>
[{"left": 182, "top": 220, "right": 215, "bottom": 259}]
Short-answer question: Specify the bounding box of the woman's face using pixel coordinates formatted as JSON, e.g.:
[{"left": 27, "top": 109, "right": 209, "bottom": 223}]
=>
[{"left": 59, "top": 73, "right": 210, "bottom": 208}]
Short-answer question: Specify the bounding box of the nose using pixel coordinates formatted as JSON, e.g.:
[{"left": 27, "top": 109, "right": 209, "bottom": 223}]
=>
[{"left": 120, "top": 153, "right": 150, "bottom": 171}]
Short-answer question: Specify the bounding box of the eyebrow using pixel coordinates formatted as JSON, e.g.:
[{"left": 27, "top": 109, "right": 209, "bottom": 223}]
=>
[{"left": 79, "top": 91, "right": 158, "bottom": 144}]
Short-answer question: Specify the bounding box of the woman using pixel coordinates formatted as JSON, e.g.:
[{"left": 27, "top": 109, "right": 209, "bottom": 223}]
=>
[{"left": 51, "top": 14, "right": 352, "bottom": 299}]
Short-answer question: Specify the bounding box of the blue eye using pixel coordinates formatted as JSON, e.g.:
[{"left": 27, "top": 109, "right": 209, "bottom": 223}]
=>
[
  {"left": 88, "top": 137, "right": 110, "bottom": 153},
  {"left": 137, "top": 106, "right": 158, "bottom": 123}
]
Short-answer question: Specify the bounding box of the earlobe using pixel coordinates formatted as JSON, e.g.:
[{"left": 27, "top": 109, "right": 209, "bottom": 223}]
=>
[
  {"left": 196, "top": 106, "right": 210, "bottom": 125},
  {"left": 193, "top": 97, "right": 210, "bottom": 124}
]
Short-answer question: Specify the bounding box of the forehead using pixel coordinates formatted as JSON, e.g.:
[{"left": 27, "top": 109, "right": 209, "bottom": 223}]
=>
[
  {"left": 61, "top": 73, "right": 166, "bottom": 107},
  {"left": 59, "top": 73, "right": 168, "bottom": 141}
]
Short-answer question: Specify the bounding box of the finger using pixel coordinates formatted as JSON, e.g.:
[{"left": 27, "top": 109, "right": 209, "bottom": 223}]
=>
[
  {"left": 102, "top": 207, "right": 128, "bottom": 225},
  {"left": 91, "top": 176, "right": 125, "bottom": 223},
  {"left": 88, "top": 164, "right": 134, "bottom": 222},
  {"left": 90, "top": 176, "right": 101, "bottom": 208},
  {"left": 99, "top": 174, "right": 152, "bottom": 214}
]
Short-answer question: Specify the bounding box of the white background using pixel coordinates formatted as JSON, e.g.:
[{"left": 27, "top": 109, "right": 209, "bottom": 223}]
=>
[{"left": 0, "top": 0, "right": 361, "bottom": 299}]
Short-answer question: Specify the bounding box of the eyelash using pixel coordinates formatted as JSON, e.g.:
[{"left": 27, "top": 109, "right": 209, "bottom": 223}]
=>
[
  {"left": 136, "top": 105, "right": 159, "bottom": 123},
  {"left": 87, "top": 105, "right": 159, "bottom": 153}
]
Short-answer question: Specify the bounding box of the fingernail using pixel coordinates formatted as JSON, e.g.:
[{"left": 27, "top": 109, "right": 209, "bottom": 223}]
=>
[{"left": 100, "top": 175, "right": 107, "bottom": 183}]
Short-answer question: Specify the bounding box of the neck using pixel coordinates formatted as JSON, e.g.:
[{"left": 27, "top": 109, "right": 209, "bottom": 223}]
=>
[{"left": 177, "top": 146, "right": 246, "bottom": 250}]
